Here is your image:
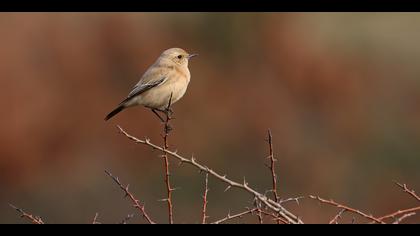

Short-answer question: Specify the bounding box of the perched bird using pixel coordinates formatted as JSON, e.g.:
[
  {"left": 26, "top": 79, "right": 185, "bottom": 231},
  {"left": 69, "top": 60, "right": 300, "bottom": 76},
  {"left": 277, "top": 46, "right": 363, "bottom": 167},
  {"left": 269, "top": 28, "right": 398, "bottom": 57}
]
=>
[{"left": 105, "top": 48, "right": 197, "bottom": 121}]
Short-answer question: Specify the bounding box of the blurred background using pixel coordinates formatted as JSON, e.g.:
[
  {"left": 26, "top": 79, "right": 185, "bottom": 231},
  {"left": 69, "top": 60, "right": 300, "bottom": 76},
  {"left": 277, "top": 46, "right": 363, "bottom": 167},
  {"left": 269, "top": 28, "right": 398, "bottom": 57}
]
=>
[{"left": 1, "top": 13, "right": 419, "bottom": 224}]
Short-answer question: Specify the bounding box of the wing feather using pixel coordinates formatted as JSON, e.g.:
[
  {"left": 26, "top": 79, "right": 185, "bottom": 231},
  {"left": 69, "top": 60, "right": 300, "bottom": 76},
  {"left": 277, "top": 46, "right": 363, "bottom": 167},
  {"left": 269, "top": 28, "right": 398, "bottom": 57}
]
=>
[{"left": 119, "top": 76, "right": 167, "bottom": 105}]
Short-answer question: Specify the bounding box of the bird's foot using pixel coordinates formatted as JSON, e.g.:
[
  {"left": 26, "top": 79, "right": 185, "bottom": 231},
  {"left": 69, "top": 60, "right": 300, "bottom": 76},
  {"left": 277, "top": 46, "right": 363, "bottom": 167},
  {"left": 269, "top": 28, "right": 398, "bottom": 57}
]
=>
[
  {"left": 165, "top": 107, "right": 174, "bottom": 116},
  {"left": 150, "top": 108, "right": 165, "bottom": 122},
  {"left": 155, "top": 107, "right": 173, "bottom": 119}
]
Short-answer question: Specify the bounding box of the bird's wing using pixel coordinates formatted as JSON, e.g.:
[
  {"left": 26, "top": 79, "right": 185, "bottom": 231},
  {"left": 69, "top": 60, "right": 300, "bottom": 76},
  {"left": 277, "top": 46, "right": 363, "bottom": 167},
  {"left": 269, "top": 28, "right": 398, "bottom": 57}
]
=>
[
  {"left": 128, "top": 76, "right": 167, "bottom": 97},
  {"left": 119, "top": 75, "right": 168, "bottom": 105}
]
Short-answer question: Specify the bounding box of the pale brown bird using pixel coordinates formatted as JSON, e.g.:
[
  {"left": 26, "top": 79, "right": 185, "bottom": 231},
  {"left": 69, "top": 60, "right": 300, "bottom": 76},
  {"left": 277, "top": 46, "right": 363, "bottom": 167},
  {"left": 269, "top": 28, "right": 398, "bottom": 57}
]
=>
[{"left": 105, "top": 48, "right": 197, "bottom": 121}]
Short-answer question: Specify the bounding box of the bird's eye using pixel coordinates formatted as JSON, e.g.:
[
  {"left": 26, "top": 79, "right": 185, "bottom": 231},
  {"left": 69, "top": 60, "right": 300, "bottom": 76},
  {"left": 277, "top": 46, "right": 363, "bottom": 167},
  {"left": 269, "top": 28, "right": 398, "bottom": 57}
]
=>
[{"left": 177, "top": 55, "right": 183, "bottom": 59}]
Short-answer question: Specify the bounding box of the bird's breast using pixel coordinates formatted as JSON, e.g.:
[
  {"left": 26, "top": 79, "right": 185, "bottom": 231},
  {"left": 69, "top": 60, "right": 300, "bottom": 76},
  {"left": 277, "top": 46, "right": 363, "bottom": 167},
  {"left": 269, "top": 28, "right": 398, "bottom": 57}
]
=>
[{"left": 137, "top": 70, "right": 190, "bottom": 109}]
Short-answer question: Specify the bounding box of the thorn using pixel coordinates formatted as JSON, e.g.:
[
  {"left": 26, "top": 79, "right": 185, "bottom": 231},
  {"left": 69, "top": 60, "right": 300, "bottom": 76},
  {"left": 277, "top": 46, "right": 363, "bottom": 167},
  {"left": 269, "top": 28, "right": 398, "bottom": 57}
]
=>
[
  {"left": 171, "top": 187, "right": 180, "bottom": 191},
  {"left": 243, "top": 177, "right": 248, "bottom": 186},
  {"left": 9, "top": 204, "right": 18, "bottom": 210},
  {"left": 224, "top": 185, "right": 232, "bottom": 192}
]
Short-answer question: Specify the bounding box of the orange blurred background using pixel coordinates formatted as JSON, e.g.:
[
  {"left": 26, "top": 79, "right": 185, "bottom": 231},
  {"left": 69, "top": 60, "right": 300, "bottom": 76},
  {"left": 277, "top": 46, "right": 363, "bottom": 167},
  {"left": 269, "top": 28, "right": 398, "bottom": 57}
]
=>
[{"left": 1, "top": 13, "right": 419, "bottom": 223}]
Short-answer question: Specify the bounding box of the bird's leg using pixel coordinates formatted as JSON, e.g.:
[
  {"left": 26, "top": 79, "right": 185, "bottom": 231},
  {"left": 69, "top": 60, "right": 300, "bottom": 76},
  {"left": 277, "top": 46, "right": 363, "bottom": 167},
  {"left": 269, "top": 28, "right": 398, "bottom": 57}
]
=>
[
  {"left": 165, "top": 93, "right": 174, "bottom": 117},
  {"left": 163, "top": 93, "right": 174, "bottom": 132},
  {"left": 155, "top": 107, "right": 173, "bottom": 133},
  {"left": 150, "top": 108, "right": 165, "bottom": 122},
  {"left": 152, "top": 107, "right": 171, "bottom": 117},
  {"left": 165, "top": 107, "right": 174, "bottom": 116}
]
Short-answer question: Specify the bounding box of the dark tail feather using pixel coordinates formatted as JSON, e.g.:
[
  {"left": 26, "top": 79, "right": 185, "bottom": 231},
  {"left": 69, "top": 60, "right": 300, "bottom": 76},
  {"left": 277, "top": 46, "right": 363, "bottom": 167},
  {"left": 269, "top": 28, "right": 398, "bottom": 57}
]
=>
[{"left": 105, "top": 105, "right": 125, "bottom": 121}]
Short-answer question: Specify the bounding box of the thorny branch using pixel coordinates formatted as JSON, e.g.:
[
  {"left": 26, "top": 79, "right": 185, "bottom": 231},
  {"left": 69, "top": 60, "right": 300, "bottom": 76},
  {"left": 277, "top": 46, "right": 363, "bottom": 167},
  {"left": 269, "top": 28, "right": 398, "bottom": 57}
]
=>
[
  {"left": 211, "top": 208, "right": 258, "bottom": 224},
  {"left": 369, "top": 182, "right": 420, "bottom": 223},
  {"left": 161, "top": 93, "right": 174, "bottom": 224},
  {"left": 105, "top": 170, "right": 155, "bottom": 224},
  {"left": 309, "top": 195, "right": 385, "bottom": 224},
  {"left": 392, "top": 212, "right": 416, "bottom": 224},
  {"left": 280, "top": 196, "right": 304, "bottom": 205},
  {"left": 258, "top": 208, "right": 289, "bottom": 224},
  {"left": 117, "top": 125, "right": 303, "bottom": 224},
  {"left": 9, "top": 204, "right": 44, "bottom": 224},
  {"left": 329, "top": 209, "right": 346, "bottom": 224},
  {"left": 11, "top": 102, "right": 420, "bottom": 224},
  {"left": 266, "top": 129, "right": 279, "bottom": 204},
  {"left": 254, "top": 201, "right": 264, "bottom": 224},
  {"left": 394, "top": 181, "right": 420, "bottom": 202},
  {"left": 265, "top": 129, "right": 282, "bottom": 224},
  {"left": 119, "top": 213, "right": 135, "bottom": 224},
  {"left": 211, "top": 206, "right": 288, "bottom": 224},
  {"left": 376, "top": 206, "right": 420, "bottom": 223},
  {"left": 92, "top": 212, "right": 100, "bottom": 224},
  {"left": 201, "top": 173, "right": 209, "bottom": 224}
]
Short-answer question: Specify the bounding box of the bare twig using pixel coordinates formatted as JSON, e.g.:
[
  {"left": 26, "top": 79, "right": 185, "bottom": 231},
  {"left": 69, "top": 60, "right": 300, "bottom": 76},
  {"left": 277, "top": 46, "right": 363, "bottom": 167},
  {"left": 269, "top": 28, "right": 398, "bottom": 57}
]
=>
[
  {"left": 117, "top": 126, "right": 303, "bottom": 224},
  {"left": 119, "top": 213, "right": 135, "bottom": 224},
  {"left": 161, "top": 93, "right": 174, "bottom": 224},
  {"left": 253, "top": 198, "right": 264, "bottom": 224},
  {"left": 266, "top": 129, "right": 282, "bottom": 224},
  {"left": 394, "top": 181, "right": 420, "bottom": 202},
  {"left": 201, "top": 173, "right": 209, "bottom": 224},
  {"left": 280, "top": 196, "right": 304, "bottom": 205},
  {"left": 376, "top": 206, "right": 420, "bottom": 222},
  {"left": 392, "top": 212, "right": 416, "bottom": 224},
  {"left": 92, "top": 212, "right": 100, "bottom": 224},
  {"left": 255, "top": 210, "right": 264, "bottom": 224},
  {"left": 212, "top": 207, "right": 289, "bottom": 224},
  {"left": 258, "top": 209, "right": 289, "bottom": 224},
  {"left": 309, "top": 195, "right": 385, "bottom": 224},
  {"left": 374, "top": 181, "right": 420, "bottom": 224},
  {"left": 105, "top": 170, "right": 155, "bottom": 224},
  {"left": 266, "top": 129, "right": 279, "bottom": 203},
  {"left": 211, "top": 208, "right": 258, "bottom": 224},
  {"left": 9, "top": 204, "right": 44, "bottom": 224},
  {"left": 329, "top": 209, "right": 346, "bottom": 224}
]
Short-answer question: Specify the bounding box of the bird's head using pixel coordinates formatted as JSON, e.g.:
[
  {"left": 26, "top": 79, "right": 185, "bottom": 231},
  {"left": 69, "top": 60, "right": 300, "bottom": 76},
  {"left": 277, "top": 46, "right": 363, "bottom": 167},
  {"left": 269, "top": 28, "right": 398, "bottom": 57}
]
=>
[{"left": 159, "top": 48, "right": 198, "bottom": 67}]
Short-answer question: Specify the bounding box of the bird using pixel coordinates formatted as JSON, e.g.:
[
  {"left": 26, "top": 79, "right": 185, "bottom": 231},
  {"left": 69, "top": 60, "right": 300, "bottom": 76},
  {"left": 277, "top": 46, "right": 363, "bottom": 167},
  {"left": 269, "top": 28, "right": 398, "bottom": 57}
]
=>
[{"left": 105, "top": 48, "right": 197, "bottom": 121}]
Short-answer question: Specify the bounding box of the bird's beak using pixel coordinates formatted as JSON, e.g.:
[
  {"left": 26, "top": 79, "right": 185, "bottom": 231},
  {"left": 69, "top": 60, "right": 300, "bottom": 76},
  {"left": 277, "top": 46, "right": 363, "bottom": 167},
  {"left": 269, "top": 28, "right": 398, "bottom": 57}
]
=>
[{"left": 187, "top": 53, "right": 198, "bottom": 59}]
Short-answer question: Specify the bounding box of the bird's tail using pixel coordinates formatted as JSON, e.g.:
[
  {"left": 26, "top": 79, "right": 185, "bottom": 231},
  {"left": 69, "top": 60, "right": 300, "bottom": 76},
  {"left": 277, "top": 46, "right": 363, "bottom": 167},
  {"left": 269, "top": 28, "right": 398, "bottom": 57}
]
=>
[{"left": 104, "top": 105, "right": 125, "bottom": 121}]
